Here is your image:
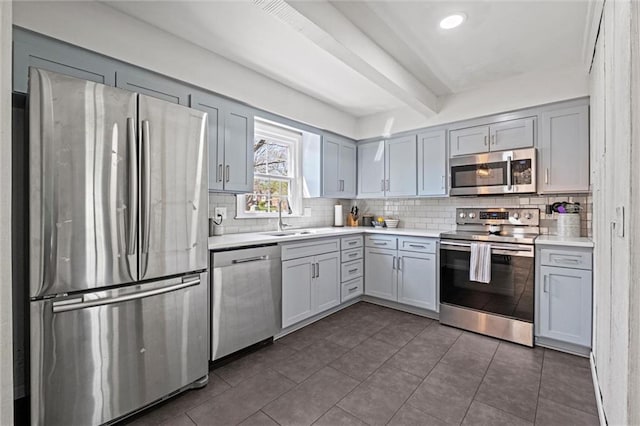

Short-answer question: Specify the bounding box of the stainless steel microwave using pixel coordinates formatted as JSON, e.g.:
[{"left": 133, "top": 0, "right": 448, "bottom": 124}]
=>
[{"left": 449, "top": 148, "right": 537, "bottom": 196}]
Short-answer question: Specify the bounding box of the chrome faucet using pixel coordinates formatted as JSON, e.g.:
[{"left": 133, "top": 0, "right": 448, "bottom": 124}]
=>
[{"left": 278, "top": 198, "right": 293, "bottom": 231}]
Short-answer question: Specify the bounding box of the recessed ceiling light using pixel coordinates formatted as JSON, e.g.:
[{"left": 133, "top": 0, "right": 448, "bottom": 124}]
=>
[{"left": 440, "top": 13, "right": 466, "bottom": 30}]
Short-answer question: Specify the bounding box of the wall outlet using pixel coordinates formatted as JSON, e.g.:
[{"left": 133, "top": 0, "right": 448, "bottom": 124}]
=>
[{"left": 214, "top": 207, "right": 227, "bottom": 220}]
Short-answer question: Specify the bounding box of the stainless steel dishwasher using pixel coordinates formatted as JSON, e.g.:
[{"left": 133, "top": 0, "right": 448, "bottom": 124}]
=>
[{"left": 210, "top": 245, "right": 282, "bottom": 361}]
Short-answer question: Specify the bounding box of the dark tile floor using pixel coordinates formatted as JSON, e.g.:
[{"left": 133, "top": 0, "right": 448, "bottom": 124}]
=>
[{"left": 127, "top": 302, "right": 599, "bottom": 426}]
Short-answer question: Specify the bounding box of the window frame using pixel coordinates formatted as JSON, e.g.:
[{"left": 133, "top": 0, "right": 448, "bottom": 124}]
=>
[{"left": 235, "top": 118, "right": 304, "bottom": 219}]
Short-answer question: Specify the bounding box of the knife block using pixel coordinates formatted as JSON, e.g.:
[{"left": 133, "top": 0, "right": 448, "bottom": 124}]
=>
[{"left": 347, "top": 214, "right": 359, "bottom": 227}]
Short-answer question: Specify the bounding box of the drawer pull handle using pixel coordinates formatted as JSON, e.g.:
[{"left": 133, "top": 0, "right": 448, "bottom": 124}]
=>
[
  {"left": 409, "top": 244, "right": 426, "bottom": 248},
  {"left": 373, "top": 242, "right": 387, "bottom": 246},
  {"left": 348, "top": 268, "right": 358, "bottom": 273},
  {"left": 348, "top": 286, "right": 358, "bottom": 292},
  {"left": 555, "top": 258, "right": 580, "bottom": 264},
  {"left": 349, "top": 241, "right": 357, "bottom": 245},
  {"left": 349, "top": 253, "right": 358, "bottom": 257}
]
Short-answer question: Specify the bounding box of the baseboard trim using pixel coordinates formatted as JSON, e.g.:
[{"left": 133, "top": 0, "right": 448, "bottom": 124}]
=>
[{"left": 590, "top": 352, "right": 607, "bottom": 425}]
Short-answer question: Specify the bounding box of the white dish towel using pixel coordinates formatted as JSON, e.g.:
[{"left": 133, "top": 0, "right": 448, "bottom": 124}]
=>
[{"left": 470, "top": 242, "right": 492, "bottom": 284}]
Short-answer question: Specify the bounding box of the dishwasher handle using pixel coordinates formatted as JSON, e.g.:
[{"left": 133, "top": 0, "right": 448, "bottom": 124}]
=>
[{"left": 232, "top": 255, "right": 269, "bottom": 264}]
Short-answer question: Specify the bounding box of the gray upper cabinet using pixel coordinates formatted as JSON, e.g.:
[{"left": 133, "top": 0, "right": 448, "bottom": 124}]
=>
[
  {"left": 357, "top": 141, "right": 386, "bottom": 198},
  {"left": 449, "top": 125, "right": 489, "bottom": 156},
  {"left": 417, "top": 130, "right": 447, "bottom": 196},
  {"left": 449, "top": 117, "right": 534, "bottom": 156},
  {"left": 490, "top": 117, "right": 535, "bottom": 151},
  {"left": 116, "top": 67, "right": 190, "bottom": 106},
  {"left": 385, "top": 135, "right": 417, "bottom": 197},
  {"left": 322, "top": 134, "right": 356, "bottom": 198},
  {"left": 191, "top": 93, "right": 254, "bottom": 193},
  {"left": 13, "top": 28, "right": 117, "bottom": 92},
  {"left": 539, "top": 105, "right": 590, "bottom": 193}
]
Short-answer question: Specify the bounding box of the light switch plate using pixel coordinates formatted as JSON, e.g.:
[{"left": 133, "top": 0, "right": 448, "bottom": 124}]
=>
[{"left": 214, "top": 207, "right": 227, "bottom": 220}]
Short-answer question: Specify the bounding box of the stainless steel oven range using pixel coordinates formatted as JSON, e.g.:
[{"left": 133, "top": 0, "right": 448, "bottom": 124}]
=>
[{"left": 439, "top": 208, "right": 540, "bottom": 346}]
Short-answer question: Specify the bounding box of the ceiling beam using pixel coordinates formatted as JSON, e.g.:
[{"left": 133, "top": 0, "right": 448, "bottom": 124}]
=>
[{"left": 255, "top": 0, "right": 439, "bottom": 115}]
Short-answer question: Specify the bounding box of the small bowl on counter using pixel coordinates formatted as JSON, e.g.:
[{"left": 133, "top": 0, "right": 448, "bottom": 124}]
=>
[{"left": 385, "top": 219, "right": 400, "bottom": 228}]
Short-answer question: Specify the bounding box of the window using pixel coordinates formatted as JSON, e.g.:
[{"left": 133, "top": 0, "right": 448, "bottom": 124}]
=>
[{"left": 236, "top": 118, "right": 302, "bottom": 218}]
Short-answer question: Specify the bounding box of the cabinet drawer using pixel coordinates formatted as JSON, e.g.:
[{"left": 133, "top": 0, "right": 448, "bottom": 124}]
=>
[
  {"left": 281, "top": 238, "right": 340, "bottom": 261},
  {"left": 341, "top": 247, "right": 364, "bottom": 263},
  {"left": 540, "top": 248, "right": 592, "bottom": 270},
  {"left": 341, "top": 277, "right": 363, "bottom": 302},
  {"left": 341, "top": 235, "right": 364, "bottom": 250},
  {"left": 341, "top": 259, "right": 364, "bottom": 282},
  {"left": 365, "top": 235, "right": 397, "bottom": 249},
  {"left": 398, "top": 237, "right": 437, "bottom": 254}
]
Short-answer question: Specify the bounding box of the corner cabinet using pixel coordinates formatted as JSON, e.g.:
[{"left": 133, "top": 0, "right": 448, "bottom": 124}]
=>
[
  {"left": 322, "top": 134, "right": 356, "bottom": 198},
  {"left": 191, "top": 93, "right": 254, "bottom": 193},
  {"left": 417, "top": 130, "right": 447, "bottom": 196},
  {"left": 449, "top": 117, "right": 535, "bottom": 156},
  {"left": 357, "top": 136, "right": 417, "bottom": 198},
  {"left": 538, "top": 105, "right": 590, "bottom": 193},
  {"left": 535, "top": 244, "right": 593, "bottom": 353}
]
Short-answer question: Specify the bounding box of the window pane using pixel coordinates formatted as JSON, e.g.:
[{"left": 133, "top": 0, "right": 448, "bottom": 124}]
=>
[
  {"left": 254, "top": 138, "right": 268, "bottom": 174},
  {"left": 244, "top": 194, "right": 258, "bottom": 213},
  {"left": 267, "top": 143, "right": 289, "bottom": 176}
]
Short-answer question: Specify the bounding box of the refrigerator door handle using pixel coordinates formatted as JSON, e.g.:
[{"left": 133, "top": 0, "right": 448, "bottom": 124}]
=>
[
  {"left": 126, "top": 117, "right": 138, "bottom": 255},
  {"left": 52, "top": 277, "right": 201, "bottom": 313},
  {"left": 142, "top": 119, "right": 151, "bottom": 255}
]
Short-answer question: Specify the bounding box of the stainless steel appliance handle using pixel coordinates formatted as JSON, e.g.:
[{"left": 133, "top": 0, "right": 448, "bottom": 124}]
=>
[
  {"left": 507, "top": 155, "right": 512, "bottom": 191},
  {"left": 232, "top": 255, "right": 269, "bottom": 264},
  {"left": 52, "top": 278, "right": 200, "bottom": 313},
  {"left": 142, "top": 120, "right": 151, "bottom": 254},
  {"left": 126, "top": 117, "right": 138, "bottom": 255},
  {"left": 440, "top": 240, "right": 533, "bottom": 253}
]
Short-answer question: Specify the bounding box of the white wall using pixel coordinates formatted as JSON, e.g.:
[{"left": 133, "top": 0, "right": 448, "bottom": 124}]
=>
[
  {"left": 356, "top": 66, "right": 589, "bottom": 139},
  {"left": 589, "top": 1, "right": 640, "bottom": 424},
  {"left": 0, "top": 1, "right": 14, "bottom": 424},
  {"left": 12, "top": 1, "right": 358, "bottom": 139}
]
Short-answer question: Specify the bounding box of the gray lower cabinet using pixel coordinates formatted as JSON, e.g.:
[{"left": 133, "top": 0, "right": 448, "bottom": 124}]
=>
[
  {"left": 281, "top": 240, "right": 340, "bottom": 328},
  {"left": 417, "top": 130, "right": 447, "bottom": 196},
  {"left": 191, "top": 93, "right": 254, "bottom": 193},
  {"left": 364, "top": 236, "right": 438, "bottom": 311},
  {"left": 115, "top": 66, "right": 190, "bottom": 105},
  {"left": 536, "top": 245, "right": 593, "bottom": 350},
  {"left": 13, "top": 28, "right": 117, "bottom": 92},
  {"left": 538, "top": 104, "right": 590, "bottom": 193},
  {"left": 322, "top": 134, "right": 356, "bottom": 198}
]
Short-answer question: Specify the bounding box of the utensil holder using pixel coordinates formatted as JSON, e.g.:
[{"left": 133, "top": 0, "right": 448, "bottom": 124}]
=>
[{"left": 557, "top": 213, "right": 581, "bottom": 237}]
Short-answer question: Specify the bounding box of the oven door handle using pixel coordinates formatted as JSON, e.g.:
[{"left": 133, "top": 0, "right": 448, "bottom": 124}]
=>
[{"left": 440, "top": 240, "right": 533, "bottom": 257}]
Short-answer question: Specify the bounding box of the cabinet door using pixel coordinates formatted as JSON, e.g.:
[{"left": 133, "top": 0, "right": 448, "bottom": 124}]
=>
[
  {"left": 539, "top": 105, "right": 590, "bottom": 193},
  {"left": 357, "top": 141, "right": 385, "bottom": 197},
  {"left": 398, "top": 251, "right": 437, "bottom": 311},
  {"left": 539, "top": 266, "right": 592, "bottom": 347},
  {"left": 449, "top": 125, "right": 489, "bottom": 156},
  {"left": 191, "top": 94, "right": 225, "bottom": 191},
  {"left": 13, "top": 29, "right": 117, "bottom": 93},
  {"left": 322, "top": 136, "right": 341, "bottom": 197},
  {"left": 223, "top": 105, "right": 254, "bottom": 193},
  {"left": 115, "top": 67, "right": 190, "bottom": 106},
  {"left": 340, "top": 142, "right": 357, "bottom": 197},
  {"left": 489, "top": 118, "right": 535, "bottom": 151},
  {"left": 417, "top": 130, "right": 447, "bottom": 196},
  {"left": 282, "top": 257, "right": 315, "bottom": 328},
  {"left": 364, "top": 248, "right": 397, "bottom": 301},
  {"left": 385, "top": 135, "right": 417, "bottom": 197},
  {"left": 315, "top": 252, "right": 341, "bottom": 313}
]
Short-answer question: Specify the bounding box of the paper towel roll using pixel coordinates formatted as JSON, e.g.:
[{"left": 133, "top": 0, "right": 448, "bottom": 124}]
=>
[{"left": 334, "top": 204, "right": 344, "bottom": 227}]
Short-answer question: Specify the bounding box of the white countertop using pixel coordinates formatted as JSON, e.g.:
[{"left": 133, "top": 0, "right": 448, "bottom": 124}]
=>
[
  {"left": 535, "top": 235, "right": 594, "bottom": 248},
  {"left": 208, "top": 227, "right": 442, "bottom": 250}
]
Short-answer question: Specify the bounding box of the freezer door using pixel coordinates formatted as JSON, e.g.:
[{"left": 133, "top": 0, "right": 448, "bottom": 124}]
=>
[
  {"left": 29, "top": 68, "right": 138, "bottom": 299},
  {"left": 138, "top": 95, "right": 208, "bottom": 280},
  {"left": 30, "top": 272, "right": 209, "bottom": 426}
]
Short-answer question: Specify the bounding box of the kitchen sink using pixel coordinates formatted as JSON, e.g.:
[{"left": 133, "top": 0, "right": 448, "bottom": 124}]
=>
[{"left": 261, "top": 229, "right": 319, "bottom": 237}]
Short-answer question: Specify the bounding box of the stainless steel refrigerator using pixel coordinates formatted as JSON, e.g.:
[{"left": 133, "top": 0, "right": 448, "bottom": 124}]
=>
[{"left": 28, "top": 68, "right": 209, "bottom": 426}]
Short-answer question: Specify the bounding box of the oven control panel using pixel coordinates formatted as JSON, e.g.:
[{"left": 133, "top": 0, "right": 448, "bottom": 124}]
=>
[{"left": 456, "top": 208, "right": 539, "bottom": 226}]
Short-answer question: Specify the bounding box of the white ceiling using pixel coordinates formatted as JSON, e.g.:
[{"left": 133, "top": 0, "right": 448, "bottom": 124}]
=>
[{"left": 105, "top": 0, "right": 589, "bottom": 118}]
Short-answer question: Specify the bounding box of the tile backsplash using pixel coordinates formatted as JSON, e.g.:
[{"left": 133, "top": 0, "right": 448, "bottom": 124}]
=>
[{"left": 209, "top": 193, "right": 592, "bottom": 237}]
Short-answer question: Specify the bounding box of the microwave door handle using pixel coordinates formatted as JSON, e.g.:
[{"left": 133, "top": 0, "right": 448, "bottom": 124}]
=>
[{"left": 506, "top": 155, "right": 512, "bottom": 191}]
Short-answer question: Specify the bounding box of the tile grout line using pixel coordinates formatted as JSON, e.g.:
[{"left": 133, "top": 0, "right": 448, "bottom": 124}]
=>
[
  {"left": 260, "top": 409, "right": 283, "bottom": 426},
  {"left": 385, "top": 329, "right": 466, "bottom": 425},
  {"left": 458, "top": 338, "right": 500, "bottom": 425}
]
